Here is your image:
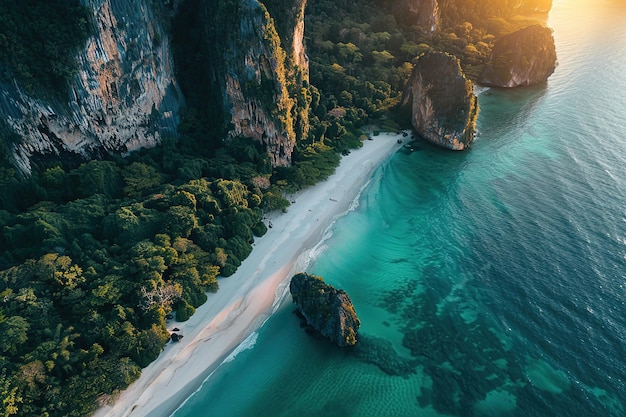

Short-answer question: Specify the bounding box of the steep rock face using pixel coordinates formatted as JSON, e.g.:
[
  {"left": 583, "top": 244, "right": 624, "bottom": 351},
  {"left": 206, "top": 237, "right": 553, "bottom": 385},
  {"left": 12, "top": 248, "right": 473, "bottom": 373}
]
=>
[
  {"left": 0, "top": 0, "right": 183, "bottom": 175},
  {"left": 392, "top": 0, "right": 440, "bottom": 34},
  {"left": 263, "top": 0, "right": 309, "bottom": 75},
  {"left": 290, "top": 272, "right": 360, "bottom": 347},
  {"left": 204, "top": 0, "right": 309, "bottom": 167},
  {"left": 400, "top": 52, "right": 478, "bottom": 150},
  {"left": 478, "top": 24, "right": 556, "bottom": 87}
]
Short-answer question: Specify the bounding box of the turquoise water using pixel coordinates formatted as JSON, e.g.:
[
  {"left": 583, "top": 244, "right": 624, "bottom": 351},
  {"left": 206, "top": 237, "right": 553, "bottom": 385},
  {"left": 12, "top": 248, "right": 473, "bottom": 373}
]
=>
[{"left": 172, "top": 1, "right": 626, "bottom": 416}]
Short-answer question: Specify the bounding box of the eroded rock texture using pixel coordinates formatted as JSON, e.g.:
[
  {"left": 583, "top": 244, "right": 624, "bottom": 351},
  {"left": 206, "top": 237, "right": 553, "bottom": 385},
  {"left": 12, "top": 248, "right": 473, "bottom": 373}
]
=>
[{"left": 392, "top": 0, "right": 440, "bottom": 33}]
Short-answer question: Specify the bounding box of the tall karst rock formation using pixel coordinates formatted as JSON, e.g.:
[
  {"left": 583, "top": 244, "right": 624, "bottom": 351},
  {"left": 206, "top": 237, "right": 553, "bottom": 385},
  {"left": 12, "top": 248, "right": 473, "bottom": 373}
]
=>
[
  {"left": 478, "top": 24, "right": 557, "bottom": 87},
  {"left": 0, "top": 0, "right": 309, "bottom": 174},
  {"left": 201, "top": 0, "right": 310, "bottom": 167},
  {"left": 0, "top": 0, "right": 184, "bottom": 175},
  {"left": 400, "top": 52, "right": 478, "bottom": 150}
]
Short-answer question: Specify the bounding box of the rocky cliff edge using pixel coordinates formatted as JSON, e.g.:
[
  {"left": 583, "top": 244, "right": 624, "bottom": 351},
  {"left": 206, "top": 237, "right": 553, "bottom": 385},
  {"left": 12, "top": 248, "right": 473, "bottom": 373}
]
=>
[{"left": 205, "top": 0, "right": 309, "bottom": 167}]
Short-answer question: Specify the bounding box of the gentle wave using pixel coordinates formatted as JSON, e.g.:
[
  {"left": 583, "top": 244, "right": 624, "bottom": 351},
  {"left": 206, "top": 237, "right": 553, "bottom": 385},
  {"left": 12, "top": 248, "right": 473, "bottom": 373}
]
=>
[{"left": 223, "top": 331, "right": 258, "bottom": 364}]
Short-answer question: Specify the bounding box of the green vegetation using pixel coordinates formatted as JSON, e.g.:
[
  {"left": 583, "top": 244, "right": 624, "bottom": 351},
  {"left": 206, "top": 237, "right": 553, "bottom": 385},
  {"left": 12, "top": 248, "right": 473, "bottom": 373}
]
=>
[
  {"left": 0, "top": 0, "right": 91, "bottom": 98},
  {"left": 0, "top": 150, "right": 268, "bottom": 415},
  {"left": 0, "top": 120, "right": 283, "bottom": 416}
]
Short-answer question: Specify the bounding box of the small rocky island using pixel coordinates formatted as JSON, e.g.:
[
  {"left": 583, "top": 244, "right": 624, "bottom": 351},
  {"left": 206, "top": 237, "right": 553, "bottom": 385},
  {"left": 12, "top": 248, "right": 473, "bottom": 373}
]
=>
[
  {"left": 478, "top": 24, "right": 557, "bottom": 87},
  {"left": 289, "top": 272, "right": 360, "bottom": 347},
  {"left": 400, "top": 51, "right": 479, "bottom": 150}
]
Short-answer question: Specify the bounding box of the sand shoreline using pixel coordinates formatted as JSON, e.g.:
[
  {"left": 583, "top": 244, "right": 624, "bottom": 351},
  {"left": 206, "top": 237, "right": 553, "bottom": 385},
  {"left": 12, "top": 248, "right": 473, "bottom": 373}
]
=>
[{"left": 93, "top": 133, "right": 404, "bottom": 417}]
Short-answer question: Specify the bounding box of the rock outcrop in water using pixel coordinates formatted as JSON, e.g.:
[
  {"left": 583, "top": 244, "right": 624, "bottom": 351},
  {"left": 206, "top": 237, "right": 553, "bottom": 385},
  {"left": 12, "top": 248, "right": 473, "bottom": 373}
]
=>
[
  {"left": 478, "top": 24, "right": 557, "bottom": 87},
  {"left": 290, "top": 272, "right": 360, "bottom": 347},
  {"left": 400, "top": 51, "right": 478, "bottom": 150},
  {"left": 0, "top": 0, "right": 184, "bottom": 175}
]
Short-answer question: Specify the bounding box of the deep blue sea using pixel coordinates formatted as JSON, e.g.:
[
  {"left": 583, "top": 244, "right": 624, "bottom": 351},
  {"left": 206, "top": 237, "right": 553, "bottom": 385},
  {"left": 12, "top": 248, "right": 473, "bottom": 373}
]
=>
[{"left": 172, "top": 1, "right": 626, "bottom": 416}]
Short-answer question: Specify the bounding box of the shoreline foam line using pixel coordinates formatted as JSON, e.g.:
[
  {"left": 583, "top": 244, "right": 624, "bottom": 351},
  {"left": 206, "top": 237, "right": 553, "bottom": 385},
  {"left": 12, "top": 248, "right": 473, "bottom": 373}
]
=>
[{"left": 93, "top": 133, "right": 404, "bottom": 417}]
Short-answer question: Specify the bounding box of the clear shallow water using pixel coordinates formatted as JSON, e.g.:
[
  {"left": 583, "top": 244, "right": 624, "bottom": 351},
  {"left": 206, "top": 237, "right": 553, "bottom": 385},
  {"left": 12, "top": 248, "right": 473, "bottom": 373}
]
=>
[{"left": 172, "top": 1, "right": 626, "bottom": 416}]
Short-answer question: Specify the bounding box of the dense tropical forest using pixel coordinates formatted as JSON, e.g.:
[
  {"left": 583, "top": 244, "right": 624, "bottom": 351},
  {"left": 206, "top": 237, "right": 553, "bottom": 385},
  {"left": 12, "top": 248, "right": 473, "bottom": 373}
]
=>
[{"left": 0, "top": 0, "right": 548, "bottom": 415}]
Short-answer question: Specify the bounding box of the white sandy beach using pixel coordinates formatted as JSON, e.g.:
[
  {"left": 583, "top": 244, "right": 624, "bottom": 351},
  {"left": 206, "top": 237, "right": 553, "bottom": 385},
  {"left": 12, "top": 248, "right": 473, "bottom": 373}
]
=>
[{"left": 93, "top": 133, "right": 404, "bottom": 417}]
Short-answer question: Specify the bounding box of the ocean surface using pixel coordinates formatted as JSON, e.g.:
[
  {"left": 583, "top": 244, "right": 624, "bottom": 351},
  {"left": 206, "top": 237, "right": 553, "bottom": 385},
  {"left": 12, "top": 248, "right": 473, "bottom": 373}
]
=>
[{"left": 172, "top": 1, "right": 626, "bottom": 416}]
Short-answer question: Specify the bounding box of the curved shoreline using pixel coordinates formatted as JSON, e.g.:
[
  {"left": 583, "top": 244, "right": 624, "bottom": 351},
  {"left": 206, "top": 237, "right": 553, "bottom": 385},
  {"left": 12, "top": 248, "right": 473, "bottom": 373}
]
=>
[{"left": 93, "top": 133, "right": 403, "bottom": 417}]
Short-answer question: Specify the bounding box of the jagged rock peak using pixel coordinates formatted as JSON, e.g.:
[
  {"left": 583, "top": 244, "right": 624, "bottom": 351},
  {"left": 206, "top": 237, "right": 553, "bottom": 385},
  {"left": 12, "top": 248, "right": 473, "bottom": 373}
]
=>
[
  {"left": 0, "top": 0, "right": 184, "bottom": 175},
  {"left": 290, "top": 272, "right": 360, "bottom": 347},
  {"left": 400, "top": 51, "right": 478, "bottom": 150},
  {"left": 478, "top": 24, "right": 557, "bottom": 88}
]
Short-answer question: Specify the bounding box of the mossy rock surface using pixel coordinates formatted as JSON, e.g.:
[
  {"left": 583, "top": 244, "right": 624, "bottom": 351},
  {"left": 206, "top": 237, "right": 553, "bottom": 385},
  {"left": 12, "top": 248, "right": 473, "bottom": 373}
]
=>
[{"left": 290, "top": 272, "right": 360, "bottom": 347}]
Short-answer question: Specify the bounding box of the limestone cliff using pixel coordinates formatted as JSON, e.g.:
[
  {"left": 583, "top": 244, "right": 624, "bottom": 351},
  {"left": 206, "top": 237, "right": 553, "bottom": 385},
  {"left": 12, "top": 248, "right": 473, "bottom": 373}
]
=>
[
  {"left": 203, "top": 0, "right": 309, "bottom": 167},
  {"left": 0, "top": 0, "right": 184, "bottom": 175},
  {"left": 478, "top": 24, "right": 557, "bottom": 87},
  {"left": 392, "top": 0, "right": 440, "bottom": 34},
  {"left": 290, "top": 272, "right": 360, "bottom": 347},
  {"left": 400, "top": 52, "right": 478, "bottom": 150}
]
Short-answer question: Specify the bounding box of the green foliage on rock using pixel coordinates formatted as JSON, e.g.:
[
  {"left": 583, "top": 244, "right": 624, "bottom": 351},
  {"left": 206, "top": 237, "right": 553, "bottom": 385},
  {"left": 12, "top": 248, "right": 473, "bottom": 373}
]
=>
[{"left": 289, "top": 272, "right": 360, "bottom": 347}]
